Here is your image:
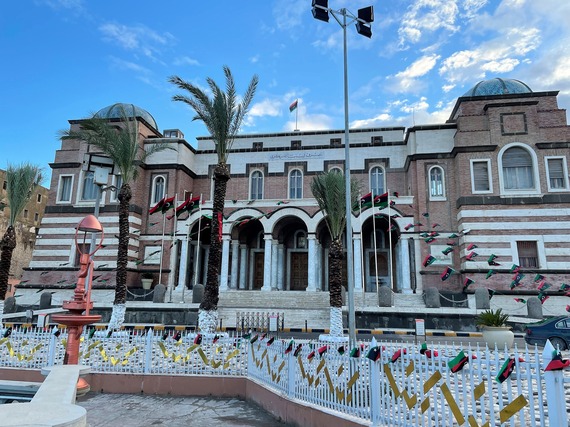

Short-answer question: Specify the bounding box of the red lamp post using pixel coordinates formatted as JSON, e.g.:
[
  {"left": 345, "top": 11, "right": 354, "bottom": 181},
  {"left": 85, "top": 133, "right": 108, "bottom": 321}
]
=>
[{"left": 52, "top": 215, "right": 103, "bottom": 393}]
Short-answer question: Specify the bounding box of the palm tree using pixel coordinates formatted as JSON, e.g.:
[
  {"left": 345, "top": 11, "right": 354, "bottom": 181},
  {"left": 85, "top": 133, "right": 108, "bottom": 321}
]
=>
[
  {"left": 169, "top": 66, "right": 258, "bottom": 333},
  {"left": 0, "top": 163, "right": 43, "bottom": 324},
  {"left": 311, "top": 171, "right": 358, "bottom": 337},
  {"left": 61, "top": 105, "right": 171, "bottom": 331}
]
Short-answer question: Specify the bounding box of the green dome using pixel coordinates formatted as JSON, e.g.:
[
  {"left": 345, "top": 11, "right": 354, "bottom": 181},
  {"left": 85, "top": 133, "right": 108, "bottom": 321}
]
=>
[
  {"left": 95, "top": 103, "right": 158, "bottom": 130},
  {"left": 463, "top": 78, "right": 532, "bottom": 97}
]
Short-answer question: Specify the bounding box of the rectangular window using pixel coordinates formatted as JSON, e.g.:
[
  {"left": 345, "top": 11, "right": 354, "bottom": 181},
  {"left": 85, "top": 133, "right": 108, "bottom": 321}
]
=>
[
  {"left": 58, "top": 176, "right": 73, "bottom": 203},
  {"left": 2, "top": 181, "right": 6, "bottom": 190},
  {"left": 81, "top": 171, "right": 98, "bottom": 201},
  {"left": 517, "top": 241, "right": 538, "bottom": 268},
  {"left": 471, "top": 160, "right": 492, "bottom": 193},
  {"left": 110, "top": 175, "right": 123, "bottom": 202},
  {"left": 252, "top": 142, "right": 263, "bottom": 151},
  {"left": 546, "top": 157, "right": 568, "bottom": 190},
  {"left": 291, "top": 140, "right": 301, "bottom": 149},
  {"left": 371, "top": 136, "right": 383, "bottom": 146},
  {"left": 34, "top": 212, "right": 39, "bottom": 222},
  {"left": 23, "top": 209, "right": 28, "bottom": 219},
  {"left": 37, "top": 194, "right": 42, "bottom": 203}
]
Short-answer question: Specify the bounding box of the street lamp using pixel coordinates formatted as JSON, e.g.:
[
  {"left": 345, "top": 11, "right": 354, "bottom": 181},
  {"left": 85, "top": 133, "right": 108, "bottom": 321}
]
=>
[
  {"left": 312, "top": 0, "right": 374, "bottom": 346},
  {"left": 52, "top": 215, "right": 103, "bottom": 394}
]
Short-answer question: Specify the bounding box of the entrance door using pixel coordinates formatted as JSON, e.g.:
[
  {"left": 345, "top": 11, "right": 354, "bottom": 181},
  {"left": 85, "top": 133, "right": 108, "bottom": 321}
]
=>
[
  {"left": 290, "top": 252, "right": 308, "bottom": 290},
  {"left": 253, "top": 252, "right": 264, "bottom": 290}
]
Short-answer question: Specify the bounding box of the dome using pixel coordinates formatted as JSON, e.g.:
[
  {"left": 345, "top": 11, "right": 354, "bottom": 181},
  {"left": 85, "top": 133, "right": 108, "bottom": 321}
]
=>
[
  {"left": 462, "top": 78, "right": 532, "bottom": 97},
  {"left": 94, "top": 103, "right": 158, "bottom": 130}
]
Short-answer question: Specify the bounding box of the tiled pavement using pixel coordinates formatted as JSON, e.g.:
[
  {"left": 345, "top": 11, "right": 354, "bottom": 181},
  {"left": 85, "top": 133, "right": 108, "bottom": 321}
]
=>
[{"left": 77, "top": 392, "right": 290, "bottom": 427}]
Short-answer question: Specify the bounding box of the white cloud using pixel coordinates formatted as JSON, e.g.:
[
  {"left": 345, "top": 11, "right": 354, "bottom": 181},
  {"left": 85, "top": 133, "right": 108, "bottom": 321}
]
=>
[
  {"left": 351, "top": 113, "right": 393, "bottom": 128},
  {"left": 249, "top": 99, "right": 282, "bottom": 118},
  {"left": 461, "top": 0, "right": 488, "bottom": 19},
  {"left": 250, "top": 54, "right": 260, "bottom": 64},
  {"left": 173, "top": 56, "right": 200, "bottom": 67},
  {"left": 387, "top": 54, "right": 440, "bottom": 93},
  {"left": 398, "top": 0, "right": 460, "bottom": 48},
  {"left": 99, "top": 22, "right": 175, "bottom": 62},
  {"left": 481, "top": 58, "right": 520, "bottom": 73}
]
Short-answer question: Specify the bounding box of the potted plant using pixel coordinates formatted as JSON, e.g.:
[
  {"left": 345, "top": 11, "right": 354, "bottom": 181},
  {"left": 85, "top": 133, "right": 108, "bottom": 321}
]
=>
[
  {"left": 475, "top": 308, "right": 514, "bottom": 349},
  {"left": 141, "top": 272, "right": 155, "bottom": 290}
]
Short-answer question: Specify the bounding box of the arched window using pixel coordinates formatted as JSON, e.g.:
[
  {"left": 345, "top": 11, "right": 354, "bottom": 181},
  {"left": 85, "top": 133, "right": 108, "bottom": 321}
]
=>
[
  {"left": 250, "top": 171, "right": 264, "bottom": 200},
  {"left": 289, "top": 169, "right": 303, "bottom": 199},
  {"left": 81, "top": 171, "right": 98, "bottom": 201},
  {"left": 294, "top": 231, "right": 307, "bottom": 249},
  {"left": 429, "top": 166, "right": 445, "bottom": 199},
  {"left": 370, "top": 166, "right": 384, "bottom": 196},
  {"left": 329, "top": 167, "right": 343, "bottom": 174},
  {"left": 151, "top": 176, "right": 165, "bottom": 204},
  {"left": 502, "top": 147, "right": 534, "bottom": 190}
]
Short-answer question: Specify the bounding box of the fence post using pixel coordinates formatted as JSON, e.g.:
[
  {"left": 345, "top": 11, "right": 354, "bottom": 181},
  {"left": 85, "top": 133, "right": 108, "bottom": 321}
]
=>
[
  {"left": 542, "top": 340, "right": 568, "bottom": 427},
  {"left": 144, "top": 328, "right": 154, "bottom": 374},
  {"left": 287, "top": 351, "right": 296, "bottom": 398},
  {"left": 368, "top": 338, "right": 381, "bottom": 426},
  {"left": 47, "top": 328, "right": 56, "bottom": 366}
]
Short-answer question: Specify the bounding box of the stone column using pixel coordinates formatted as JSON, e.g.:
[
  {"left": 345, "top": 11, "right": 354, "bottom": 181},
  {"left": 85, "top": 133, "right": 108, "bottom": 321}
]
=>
[
  {"left": 271, "top": 240, "right": 279, "bottom": 290},
  {"left": 277, "top": 244, "right": 285, "bottom": 291},
  {"left": 177, "top": 238, "right": 189, "bottom": 290},
  {"left": 316, "top": 241, "right": 322, "bottom": 291},
  {"left": 262, "top": 237, "right": 272, "bottom": 291},
  {"left": 397, "top": 238, "right": 413, "bottom": 294},
  {"left": 239, "top": 244, "right": 247, "bottom": 290},
  {"left": 220, "top": 236, "right": 231, "bottom": 291},
  {"left": 230, "top": 240, "right": 239, "bottom": 290},
  {"left": 166, "top": 238, "right": 179, "bottom": 302},
  {"left": 306, "top": 234, "right": 317, "bottom": 291},
  {"left": 353, "top": 234, "right": 363, "bottom": 293}
]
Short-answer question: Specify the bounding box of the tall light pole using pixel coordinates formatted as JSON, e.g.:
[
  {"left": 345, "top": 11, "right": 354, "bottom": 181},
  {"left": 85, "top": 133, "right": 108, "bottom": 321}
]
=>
[{"left": 312, "top": 1, "right": 374, "bottom": 346}]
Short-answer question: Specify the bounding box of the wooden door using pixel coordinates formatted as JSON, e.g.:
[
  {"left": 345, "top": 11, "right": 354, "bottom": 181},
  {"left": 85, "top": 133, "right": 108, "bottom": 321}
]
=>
[
  {"left": 253, "top": 252, "right": 264, "bottom": 290},
  {"left": 290, "top": 252, "right": 308, "bottom": 290}
]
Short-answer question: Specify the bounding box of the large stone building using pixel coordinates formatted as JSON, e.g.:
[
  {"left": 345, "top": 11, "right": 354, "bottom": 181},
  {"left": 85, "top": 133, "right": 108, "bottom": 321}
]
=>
[
  {"left": 19, "top": 78, "right": 570, "bottom": 307},
  {"left": 0, "top": 169, "right": 48, "bottom": 296}
]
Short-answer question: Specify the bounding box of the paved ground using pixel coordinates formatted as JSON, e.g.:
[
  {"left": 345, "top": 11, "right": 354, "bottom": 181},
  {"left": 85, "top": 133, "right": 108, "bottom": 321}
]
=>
[{"left": 77, "top": 392, "right": 291, "bottom": 427}]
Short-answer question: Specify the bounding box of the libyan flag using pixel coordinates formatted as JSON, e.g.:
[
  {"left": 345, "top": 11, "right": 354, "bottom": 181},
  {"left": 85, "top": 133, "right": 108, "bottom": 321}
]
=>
[
  {"left": 289, "top": 99, "right": 298, "bottom": 112},
  {"left": 440, "top": 266, "right": 455, "bottom": 281},
  {"left": 149, "top": 196, "right": 175, "bottom": 215},
  {"left": 168, "top": 195, "right": 200, "bottom": 219}
]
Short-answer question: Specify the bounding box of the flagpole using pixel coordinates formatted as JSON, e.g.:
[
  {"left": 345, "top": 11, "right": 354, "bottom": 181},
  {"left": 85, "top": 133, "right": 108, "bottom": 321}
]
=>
[
  {"left": 193, "top": 194, "right": 203, "bottom": 287},
  {"left": 295, "top": 99, "right": 299, "bottom": 131},
  {"left": 169, "top": 193, "right": 178, "bottom": 302},
  {"left": 359, "top": 197, "right": 366, "bottom": 306},
  {"left": 159, "top": 193, "right": 168, "bottom": 287},
  {"left": 388, "top": 189, "right": 394, "bottom": 291},
  {"left": 182, "top": 194, "right": 193, "bottom": 303}
]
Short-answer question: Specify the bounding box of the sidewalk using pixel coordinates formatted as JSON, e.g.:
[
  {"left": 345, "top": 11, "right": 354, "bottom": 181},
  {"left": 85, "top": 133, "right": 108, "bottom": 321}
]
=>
[{"left": 77, "top": 392, "right": 291, "bottom": 427}]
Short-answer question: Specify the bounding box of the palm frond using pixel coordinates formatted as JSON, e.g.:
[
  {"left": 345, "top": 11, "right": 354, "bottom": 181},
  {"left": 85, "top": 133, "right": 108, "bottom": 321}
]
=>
[
  {"left": 6, "top": 163, "right": 43, "bottom": 226},
  {"left": 169, "top": 66, "right": 258, "bottom": 164},
  {"left": 311, "top": 171, "right": 359, "bottom": 240}
]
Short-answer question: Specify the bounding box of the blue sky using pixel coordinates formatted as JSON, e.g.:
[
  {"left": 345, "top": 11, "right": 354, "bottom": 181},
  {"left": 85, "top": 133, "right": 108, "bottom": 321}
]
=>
[{"left": 2, "top": 0, "right": 569, "bottom": 184}]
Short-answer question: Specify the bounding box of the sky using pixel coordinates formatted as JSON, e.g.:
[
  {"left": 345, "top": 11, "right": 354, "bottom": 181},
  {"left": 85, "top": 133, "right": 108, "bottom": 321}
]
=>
[{"left": 1, "top": 0, "right": 570, "bottom": 184}]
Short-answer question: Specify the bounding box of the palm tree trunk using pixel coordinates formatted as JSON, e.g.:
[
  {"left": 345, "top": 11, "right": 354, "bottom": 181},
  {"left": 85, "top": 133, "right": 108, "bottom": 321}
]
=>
[
  {"left": 108, "top": 183, "right": 132, "bottom": 331},
  {"left": 0, "top": 226, "right": 16, "bottom": 301},
  {"left": 199, "top": 163, "right": 230, "bottom": 333},
  {"left": 328, "top": 238, "right": 344, "bottom": 336}
]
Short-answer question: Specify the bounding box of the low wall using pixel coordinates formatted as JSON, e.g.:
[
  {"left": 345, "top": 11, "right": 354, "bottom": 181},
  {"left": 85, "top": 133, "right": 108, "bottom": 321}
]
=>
[{"left": 1, "top": 369, "right": 365, "bottom": 427}]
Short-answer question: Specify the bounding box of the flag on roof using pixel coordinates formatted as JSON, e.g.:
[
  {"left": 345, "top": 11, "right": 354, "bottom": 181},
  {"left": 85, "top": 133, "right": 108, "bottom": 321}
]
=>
[
  {"left": 289, "top": 99, "right": 298, "bottom": 112},
  {"left": 533, "top": 274, "right": 545, "bottom": 283},
  {"left": 465, "top": 251, "right": 478, "bottom": 261},
  {"left": 538, "top": 292, "right": 549, "bottom": 304},
  {"left": 537, "top": 281, "right": 552, "bottom": 292},
  {"left": 149, "top": 196, "right": 175, "bottom": 215},
  {"left": 442, "top": 247, "right": 454, "bottom": 255},
  {"left": 422, "top": 255, "right": 436, "bottom": 267},
  {"left": 441, "top": 267, "right": 455, "bottom": 281},
  {"left": 463, "top": 277, "right": 475, "bottom": 289}
]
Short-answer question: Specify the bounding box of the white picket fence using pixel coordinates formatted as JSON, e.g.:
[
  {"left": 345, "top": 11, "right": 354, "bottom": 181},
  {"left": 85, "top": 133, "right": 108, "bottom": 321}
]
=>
[{"left": 1, "top": 325, "right": 568, "bottom": 426}]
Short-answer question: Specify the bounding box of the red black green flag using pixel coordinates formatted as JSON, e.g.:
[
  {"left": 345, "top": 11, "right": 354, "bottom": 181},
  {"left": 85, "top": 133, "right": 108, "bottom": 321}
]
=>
[
  {"left": 149, "top": 196, "right": 176, "bottom": 215},
  {"left": 440, "top": 267, "right": 455, "bottom": 281}
]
